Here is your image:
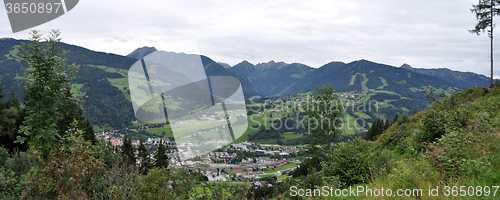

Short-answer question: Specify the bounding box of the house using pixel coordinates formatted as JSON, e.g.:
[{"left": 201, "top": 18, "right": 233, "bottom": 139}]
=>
[
  {"left": 255, "top": 149, "right": 266, "bottom": 153},
  {"left": 231, "top": 144, "right": 247, "bottom": 150},
  {"left": 242, "top": 142, "right": 252, "bottom": 147},
  {"left": 232, "top": 169, "right": 244, "bottom": 176},
  {"left": 110, "top": 140, "right": 120, "bottom": 146},
  {"left": 253, "top": 181, "right": 263, "bottom": 187},
  {"left": 252, "top": 181, "right": 272, "bottom": 188}
]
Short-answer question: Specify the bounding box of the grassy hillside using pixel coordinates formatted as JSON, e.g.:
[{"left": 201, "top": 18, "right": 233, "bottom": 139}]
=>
[{"left": 317, "top": 86, "right": 500, "bottom": 199}]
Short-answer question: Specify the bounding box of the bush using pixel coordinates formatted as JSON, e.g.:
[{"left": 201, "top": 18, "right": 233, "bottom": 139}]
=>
[
  {"left": 19, "top": 132, "right": 106, "bottom": 199},
  {"left": 138, "top": 167, "right": 175, "bottom": 200},
  {"left": 0, "top": 147, "right": 8, "bottom": 166},
  {"left": 0, "top": 167, "right": 17, "bottom": 199},
  {"left": 371, "top": 148, "right": 396, "bottom": 179},
  {"left": 322, "top": 138, "right": 373, "bottom": 186}
]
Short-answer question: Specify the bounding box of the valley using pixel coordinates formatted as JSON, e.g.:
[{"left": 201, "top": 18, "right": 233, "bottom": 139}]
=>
[{"left": 0, "top": 38, "right": 497, "bottom": 147}]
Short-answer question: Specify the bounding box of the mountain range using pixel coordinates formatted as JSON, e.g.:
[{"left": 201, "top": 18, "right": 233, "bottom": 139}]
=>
[
  {"left": 229, "top": 59, "right": 493, "bottom": 97},
  {"left": 0, "top": 39, "right": 496, "bottom": 130}
]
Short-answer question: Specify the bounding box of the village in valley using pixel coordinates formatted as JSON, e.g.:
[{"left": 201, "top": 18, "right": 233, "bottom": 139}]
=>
[
  {"left": 92, "top": 92, "right": 383, "bottom": 187},
  {"left": 96, "top": 129, "right": 304, "bottom": 187}
]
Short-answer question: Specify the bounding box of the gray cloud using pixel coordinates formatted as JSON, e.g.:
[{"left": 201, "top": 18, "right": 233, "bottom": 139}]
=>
[{"left": 0, "top": 0, "right": 498, "bottom": 78}]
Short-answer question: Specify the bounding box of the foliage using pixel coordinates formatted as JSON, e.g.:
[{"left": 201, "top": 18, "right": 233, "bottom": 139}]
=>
[
  {"left": 96, "top": 158, "right": 140, "bottom": 199},
  {"left": 469, "top": 0, "right": 500, "bottom": 38},
  {"left": 322, "top": 138, "right": 373, "bottom": 186},
  {"left": 137, "top": 140, "right": 150, "bottom": 175},
  {"left": 304, "top": 84, "right": 343, "bottom": 169},
  {"left": 154, "top": 140, "right": 169, "bottom": 168},
  {"left": 15, "top": 30, "right": 95, "bottom": 156},
  {"left": 138, "top": 167, "right": 176, "bottom": 199},
  {"left": 364, "top": 117, "right": 385, "bottom": 141},
  {"left": 122, "top": 136, "right": 136, "bottom": 167},
  {"left": 19, "top": 128, "right": 105, "bottom": 199},
  {"left": 0, "top": 167, "right": 17, "bottom": 199},
  {"left": 188, "top": 182, "right": 236, "bottom": 200},
  {"left": 0, "top": 147, "right": 8, "bottom": 166},
  {"left": 0, "top": 90, "right": 27, "bottom": 152}
]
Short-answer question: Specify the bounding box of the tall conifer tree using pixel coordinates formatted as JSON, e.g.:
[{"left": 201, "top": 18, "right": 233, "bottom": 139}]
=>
[{"left": 154, "top": 140, "right": 169, "bottom": 168}]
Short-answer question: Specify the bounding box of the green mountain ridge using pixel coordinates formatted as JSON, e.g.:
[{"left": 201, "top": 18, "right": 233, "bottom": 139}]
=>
[
  {"left": 285, "top": 59, "right": 456, "bottom": 95},
  {"left": 400, "top": 63, "right": 492, "bottom": 88},
  {"left": 0, "top": 38, "right": 265, "bottom": 130},
  {"left": 252, "top": 63, "right": 315, "bottom": 96},
  {"left": 1, "top": 37, "right": 496, "bottom": 131}
]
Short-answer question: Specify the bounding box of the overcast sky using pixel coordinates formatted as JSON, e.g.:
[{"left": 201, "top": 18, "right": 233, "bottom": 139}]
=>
[{"left": 1, "top": 0, "right": 499, "bottom": 79}]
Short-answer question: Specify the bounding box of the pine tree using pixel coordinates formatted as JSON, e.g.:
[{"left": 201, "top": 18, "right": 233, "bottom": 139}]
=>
[
  {"left": 401, "top": 112, "right": 409, "bottom": 124},
  {"left": 154, "top": 140, "right": 169, "bottom": 168},
  {"left": 470, "top": 0, "right": 500, "bottom": 88},
  {"left": 138, "top": 139, "right": 150, "bottom": 175},
  {"left": 376, "top": 118, "right": 384, "bottom": 136},
  {"left": 0, "top": 88, "right": 26, "bottom": 152},
  {"left": 365, "top": 118, "right": 386, "bottom": 141},
  {"left": 392, "top": 113, "right": 399, "bottom": 125},
  {"left": 364, "top": 126, "right": 373, "bottom": 140},
  {"left": 56, "top": 88, "right": 96, "bottom": 144},
  {"left": 365, "top": 118, "right": 376, "bottom": 141},
  {"left": 6, "top": 91, "right": 19, "bottom": 108},
  {"left": 82, "top": 119, "right": 96, "bottom": 144},
  {"left": 384, "top": 118, "right": 390, "bottom": 131},
  {"left": 122, "top": 136, "right": 136, "bottom": 166}
]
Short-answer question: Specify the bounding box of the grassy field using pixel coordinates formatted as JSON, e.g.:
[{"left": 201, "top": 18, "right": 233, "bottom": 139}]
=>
[
  {"left": 259, "top": 174, "right": 289, "bottom": 179},
  {"left": 141, "top": 117, "right": 249, "bottom": 143},
  {"left": 70, "top": 83, "right": 84, "bottom": 96},
  {"left": 264, "top": 162, "right": 299, "bottom": 173},
  {"left": 283, "top": 132, "right": 302, "bottom": 139},
  {"left": 349, "top": 74, "right": 357, "bottom": 85},
  {"left": 354, "top": 112, "right": 371, "bottom": 119},
  {"left": 108, "top": 77, "right": 131, "bottom": 101},
  {"left": 252, "top": 138, "right": 278, "bottom": 144},
  {"left": 144, "top": 127, "right": 173, "bottom": 137},
  {"left": 361, "top": 73, "right": 369, "bottom": 90},
  {"left": 342, "top": 113, "right": 360, "bottom": 135},
  {"left": 8, "top": 48, "right": 19, "bottom": 59},
  {"left": 377, "top": 77, "right": 388, "bottom": 89}
]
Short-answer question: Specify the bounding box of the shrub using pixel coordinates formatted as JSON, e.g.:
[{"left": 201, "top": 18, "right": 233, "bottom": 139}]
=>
[
  {"left": 138, "top": 167, "right": 175, "bottom": 200},
  {"left": 322, "top": 138, "right": 373, "bottom": 186},
  {"left": 19, "top": 131, "right": 106, "bottom": 199}
]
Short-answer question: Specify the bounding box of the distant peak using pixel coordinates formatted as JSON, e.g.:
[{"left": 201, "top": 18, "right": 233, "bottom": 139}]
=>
[
  {"left": 358, "top": 59, "right": 374, "bottom": 63},
  {"left": 400, "top": 63, "right": 413, "bottom": 70},
  {"left": 127, "top": 46, "right": 158, "bottom": 59},
  {"left": 238, "top": 60, "right": 254, "bottom": 65},
  {"left": 216, "top": 62, "right": 232, "bottom": 69}
]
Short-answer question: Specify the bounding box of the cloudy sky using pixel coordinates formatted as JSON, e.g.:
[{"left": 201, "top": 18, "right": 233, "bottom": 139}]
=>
[{"left": 1, "top": 0, "right": 499, "bottom": 79}]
